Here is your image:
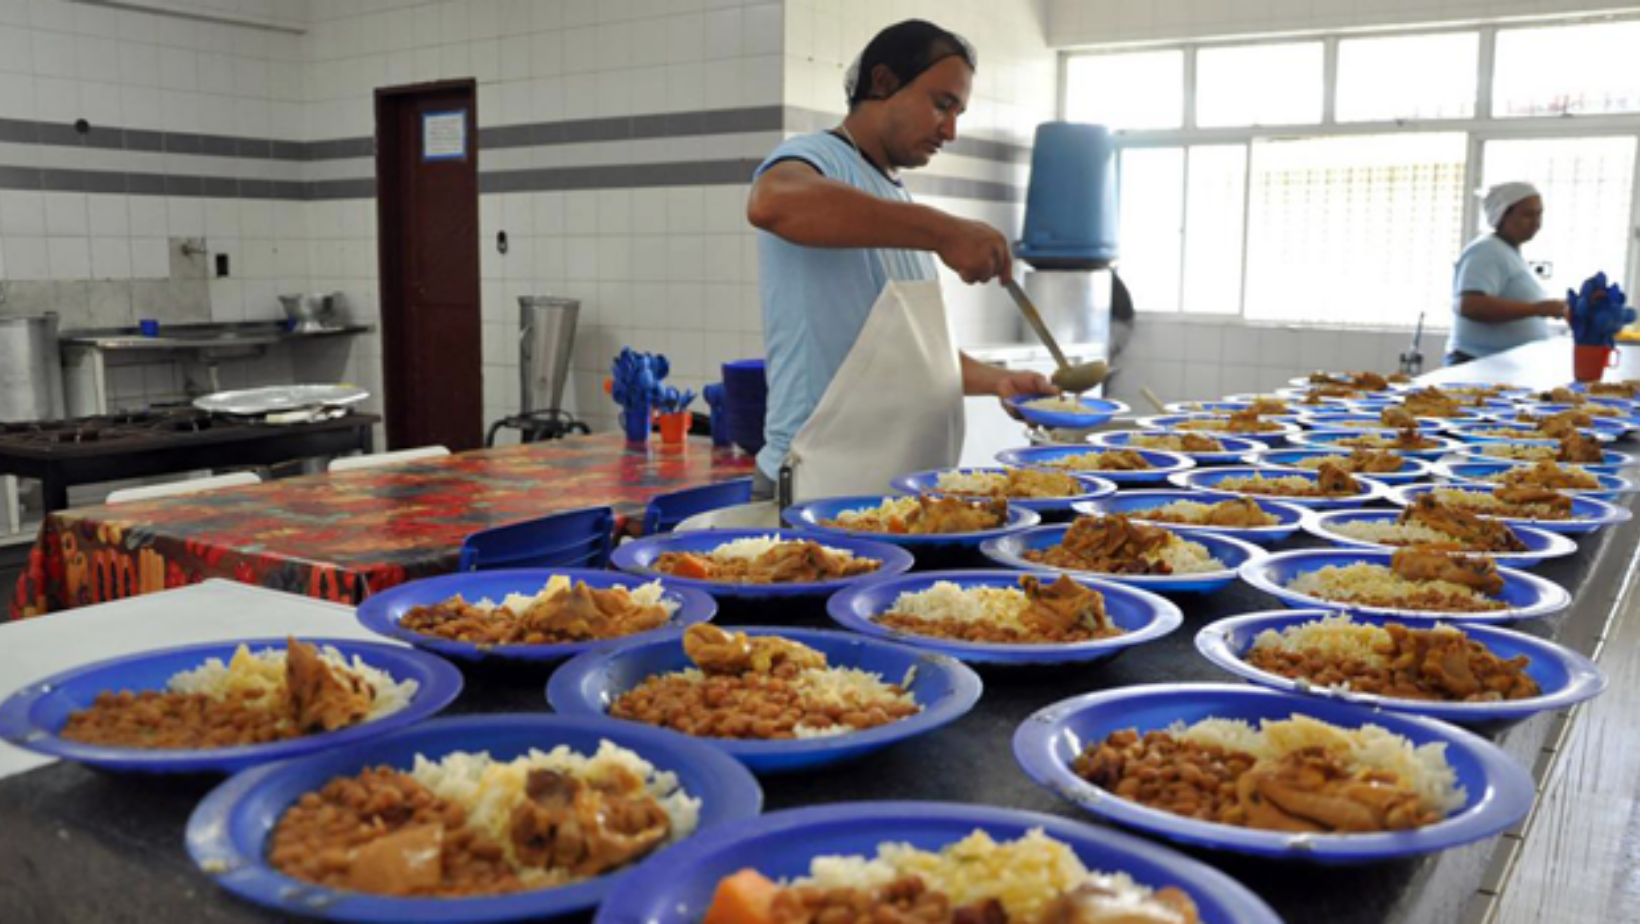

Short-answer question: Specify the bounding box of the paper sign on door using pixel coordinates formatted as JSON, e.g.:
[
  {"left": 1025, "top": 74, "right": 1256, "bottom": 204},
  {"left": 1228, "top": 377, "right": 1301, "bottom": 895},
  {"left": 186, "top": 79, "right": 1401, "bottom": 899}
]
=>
[{"left": 423, "top": 110, "right": 467, "bottom": 162}]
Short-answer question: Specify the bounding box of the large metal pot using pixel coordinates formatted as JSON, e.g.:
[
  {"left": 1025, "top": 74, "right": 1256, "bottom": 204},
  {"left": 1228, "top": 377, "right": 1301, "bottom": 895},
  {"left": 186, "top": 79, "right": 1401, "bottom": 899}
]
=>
[
  {"left": 278, "top": 293, "right": 340, "bottom": 332},
  {"left": 0, "top": 314, "right": 65, "bottom": 422}
]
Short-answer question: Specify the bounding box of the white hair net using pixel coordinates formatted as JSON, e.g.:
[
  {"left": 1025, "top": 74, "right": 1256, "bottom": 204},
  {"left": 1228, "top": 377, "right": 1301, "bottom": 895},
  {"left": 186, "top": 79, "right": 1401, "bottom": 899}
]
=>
[{"left": 1483, "top": 182, "right": 1541, "bottom": 227}]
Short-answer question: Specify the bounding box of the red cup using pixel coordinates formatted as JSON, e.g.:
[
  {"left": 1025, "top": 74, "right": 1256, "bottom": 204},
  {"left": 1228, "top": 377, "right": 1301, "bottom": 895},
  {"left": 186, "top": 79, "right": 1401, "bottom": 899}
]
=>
[{"left": 1573, "top": 344, "right": 1618, "bottom": 382}]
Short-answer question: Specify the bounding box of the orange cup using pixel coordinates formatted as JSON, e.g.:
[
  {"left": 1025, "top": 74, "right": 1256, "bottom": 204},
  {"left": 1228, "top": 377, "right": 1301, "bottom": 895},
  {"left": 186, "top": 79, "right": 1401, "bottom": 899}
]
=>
[
  {"left": 657, "top": 411, "right": 690, "bottom": 444},
  {"left": 1573, "top": 344, "right": 1619, "bottom": 382}
]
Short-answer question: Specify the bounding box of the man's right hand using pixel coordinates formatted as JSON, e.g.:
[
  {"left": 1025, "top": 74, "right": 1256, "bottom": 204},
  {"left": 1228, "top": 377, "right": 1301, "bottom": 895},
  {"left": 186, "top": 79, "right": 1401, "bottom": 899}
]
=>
[{"left": 935, "top": 217, "right": 1013, "bottom": 284}]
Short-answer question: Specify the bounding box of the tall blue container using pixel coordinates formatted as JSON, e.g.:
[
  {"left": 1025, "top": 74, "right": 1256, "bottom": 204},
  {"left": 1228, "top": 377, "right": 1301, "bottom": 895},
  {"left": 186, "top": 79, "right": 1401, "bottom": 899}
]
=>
[
  {"left": 1017, "top": 122, "right": 1118, "bottom": 270},
  {"left": 721, "top": 359, "right": 767, "bottom": 457}
]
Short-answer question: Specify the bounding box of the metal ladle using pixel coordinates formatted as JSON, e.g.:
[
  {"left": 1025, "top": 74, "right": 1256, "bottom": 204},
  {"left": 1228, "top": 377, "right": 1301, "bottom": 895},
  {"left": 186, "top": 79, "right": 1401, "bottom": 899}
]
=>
[{"left": 1002, "top": 279, "right": 1109, "bottom": 393}]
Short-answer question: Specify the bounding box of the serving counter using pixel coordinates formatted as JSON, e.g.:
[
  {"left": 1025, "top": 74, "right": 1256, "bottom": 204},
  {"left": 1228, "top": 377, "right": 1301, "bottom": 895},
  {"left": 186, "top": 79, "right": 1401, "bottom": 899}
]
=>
[{"left": 0, "top": 337, "right": 1634, "bottom": 923}]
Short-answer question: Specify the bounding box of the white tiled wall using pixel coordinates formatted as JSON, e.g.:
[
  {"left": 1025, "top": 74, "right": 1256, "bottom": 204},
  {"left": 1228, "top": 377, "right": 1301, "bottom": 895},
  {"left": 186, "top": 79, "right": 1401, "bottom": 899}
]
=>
[
  {"left": 302, "top": 0, "right": 790, "bottom": 439},
  {"left": 1046, "top": 0, "right": 1640, "bottom": 47},
  {"left": 1108, "top": 314, "right": 1423, "bottom": 404}
]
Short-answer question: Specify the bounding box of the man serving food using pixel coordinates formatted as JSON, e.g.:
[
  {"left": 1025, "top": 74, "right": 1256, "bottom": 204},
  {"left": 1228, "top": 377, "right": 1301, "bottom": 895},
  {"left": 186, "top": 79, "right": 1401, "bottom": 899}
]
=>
[{"left": 746, "top": 20, "right": 1056, "bottom": 502}]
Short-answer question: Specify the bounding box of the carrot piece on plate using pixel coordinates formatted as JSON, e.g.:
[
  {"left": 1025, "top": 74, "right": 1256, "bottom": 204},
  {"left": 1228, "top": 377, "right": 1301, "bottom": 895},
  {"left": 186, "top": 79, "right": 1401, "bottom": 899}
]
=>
[
  {"left": 703, "top": 868, "right": 780, "bottom": 924},
  {"left": 669, "top": 554, "right": 713, "bottom": 580}
]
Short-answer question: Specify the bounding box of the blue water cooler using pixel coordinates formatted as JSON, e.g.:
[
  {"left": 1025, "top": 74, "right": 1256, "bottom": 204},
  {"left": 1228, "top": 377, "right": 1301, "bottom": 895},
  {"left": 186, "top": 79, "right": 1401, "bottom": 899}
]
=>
[{"left": 1013, "top": 123, "right": 1131, "bottom": 386}]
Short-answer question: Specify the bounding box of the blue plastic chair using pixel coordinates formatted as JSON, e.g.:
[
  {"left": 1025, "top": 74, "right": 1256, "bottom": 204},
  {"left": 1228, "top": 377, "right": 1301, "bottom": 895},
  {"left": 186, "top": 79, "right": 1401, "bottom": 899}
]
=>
[
  {"left": 458, "top": 506, "right": 615, "bottom": 571},
  {"left": 641, "top": 479, "right": 754, "bottom": 535}
]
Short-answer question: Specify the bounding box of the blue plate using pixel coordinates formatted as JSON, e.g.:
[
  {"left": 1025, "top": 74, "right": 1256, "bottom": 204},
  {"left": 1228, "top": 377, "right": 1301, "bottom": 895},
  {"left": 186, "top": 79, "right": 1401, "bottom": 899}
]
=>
[
  {"left": 1007, "top": 394, "right": 1128, "bottom": 430},
  {"left": 1013, "top": 683, "right": 1535, "bottom": 862},
  {"left": 1443, "top": 420, "right": 1614, "bottom": 445},
  {"left": 782, "top": 495, "right": 1041, "bottom": 553},
  {"left": 590, "top": 800, "right": 1282, "bottom": 924},
  {"left": 1246, "top": 448, "right": 1435, "bottom": 486},
  {"left": 825, "top": 570, "right": 1183, "bottom": 665},
  {"left": 1090, "top": 428, "right": 1265, "bottom": 464},
  {"left": 1136, "top": 414, "right": 1301, "bottom": 446},
  {"left": 993, "top": 445, "right": 1195, "bottom": 485},
  {"left": 889, "top": 466, "right": 1118, "bottom": 513},
  {"left": 610, "top": 528, "right": 915, "bottom": 601},
  {"left": 1071, "top": 489, "right": 1307, "bottom": 546},
  {"left": 1301, "top": 508, "right": 1578, "bottom": 568},
  {"left": 1239, "top": 548, "right": 1571, "bottom": 623},
  {"left": 1485, "top": 409, "right": 1630, "bottom": 438},
  {"left": 1169, "top": 465, "right": 1385, "bottom": 509},
  {"left": 356, "top": 568, "right": 718, "bottom": 663},
  {"left": 1295, "top": 412, "right": 1446, "bottom": 433},
  {"left": 1286, "top": 428, "right": 1462, "bottom": 460},
  {"left": 0, "top": 638, "right": 463, "bottom": 775},
  {"left": 1437, "top": 461, "right": 1638, "bottom": 501},
  {"left": 547, "top": 627, "right": 981, "bottom": 773},
  {"left": 979, "top": 523, "right": 1263, "bottom": 594},
  {"left": 186, "top": 714, "right": 762, "bottom": 923},
  {"left": 1163, "top": 399, "right": 1262, "bottom": 414},
  {"left": 1388, "top": 482, "right": 1632, "bottom": 535},
  {"left": 1455, "top": 443, "right": 1637, "bottom": 472},
  {"left": 1195, "top": 609, "right": 1607, "bottom": 725}
]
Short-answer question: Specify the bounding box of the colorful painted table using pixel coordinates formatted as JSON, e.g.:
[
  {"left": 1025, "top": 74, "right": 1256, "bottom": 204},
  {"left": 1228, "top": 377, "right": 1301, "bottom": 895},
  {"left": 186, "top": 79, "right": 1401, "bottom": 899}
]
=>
[{"left": 8, "top": 433, "right": 754, "bottom": 619}]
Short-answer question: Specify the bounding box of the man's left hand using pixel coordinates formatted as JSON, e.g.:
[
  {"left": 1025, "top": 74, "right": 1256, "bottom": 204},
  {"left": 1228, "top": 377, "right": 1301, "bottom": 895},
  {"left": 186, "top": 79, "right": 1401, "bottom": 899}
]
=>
[{"left": 996, "top": 370, "right": 1057, "bottom": 419}]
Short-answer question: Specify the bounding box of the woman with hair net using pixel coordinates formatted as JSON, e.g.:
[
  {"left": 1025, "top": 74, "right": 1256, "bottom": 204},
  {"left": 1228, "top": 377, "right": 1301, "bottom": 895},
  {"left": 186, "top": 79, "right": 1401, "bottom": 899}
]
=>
[
  {"left": 1445, "top": 182, "right": 1567, "bottom": 365},
  {"left": 742, "top": 20, "right": 1057, "bottom": 504}
]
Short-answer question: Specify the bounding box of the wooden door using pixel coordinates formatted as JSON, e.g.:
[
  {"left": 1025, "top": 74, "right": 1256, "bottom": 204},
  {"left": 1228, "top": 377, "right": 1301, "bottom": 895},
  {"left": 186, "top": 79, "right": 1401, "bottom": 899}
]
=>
[{"left": 375, "top": 81, "right": 482, "bottom": 451}]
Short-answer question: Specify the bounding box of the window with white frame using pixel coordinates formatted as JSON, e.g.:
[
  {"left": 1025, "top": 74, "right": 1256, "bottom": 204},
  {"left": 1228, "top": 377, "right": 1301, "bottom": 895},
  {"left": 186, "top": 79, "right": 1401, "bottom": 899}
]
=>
[
  {"left": 1336, "top": 33, "right": 1479, "bottom": 122},
  {"left": 1064, "top": 50, "right": 1184, "bottom": 130},
  {"left": 1064, "top": 18, "right": 1640, "bottom": 328},
  {"left": 1244, "top": 134, "right": 1468, "bottom": 327},
  {"left": 1493, "top": 22, "right": 1640, "bottom": 118},
  {"left": 1195, "top": 42, "right": 1324, "bottom": 128}
]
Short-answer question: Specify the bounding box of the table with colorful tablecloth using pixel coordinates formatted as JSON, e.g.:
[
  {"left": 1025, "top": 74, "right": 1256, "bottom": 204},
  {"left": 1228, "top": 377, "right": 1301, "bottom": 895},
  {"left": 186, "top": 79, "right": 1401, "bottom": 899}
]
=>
[{"left": 8, "top": 434, "right": 754, "bottom": 618}]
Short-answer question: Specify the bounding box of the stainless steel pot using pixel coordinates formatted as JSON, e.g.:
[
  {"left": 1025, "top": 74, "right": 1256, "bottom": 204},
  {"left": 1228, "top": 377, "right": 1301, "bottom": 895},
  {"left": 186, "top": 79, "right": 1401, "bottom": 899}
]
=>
[{"left": 0, "top": 314, "right": 65, "bottom": 422}]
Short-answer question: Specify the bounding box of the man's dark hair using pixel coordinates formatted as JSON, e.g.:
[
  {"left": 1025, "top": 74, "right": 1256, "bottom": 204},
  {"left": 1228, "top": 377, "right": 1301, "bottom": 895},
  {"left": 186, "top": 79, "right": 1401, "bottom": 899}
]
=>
[{"left": 845, "top": 20, "right": 976, "bottom": 110}]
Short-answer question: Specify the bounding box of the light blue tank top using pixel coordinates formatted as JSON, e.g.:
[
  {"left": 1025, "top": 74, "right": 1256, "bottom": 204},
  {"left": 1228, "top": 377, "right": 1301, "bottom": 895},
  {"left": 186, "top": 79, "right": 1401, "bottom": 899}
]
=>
[{"left": 752, "top": 132, "right": 938, "bottom": 479}]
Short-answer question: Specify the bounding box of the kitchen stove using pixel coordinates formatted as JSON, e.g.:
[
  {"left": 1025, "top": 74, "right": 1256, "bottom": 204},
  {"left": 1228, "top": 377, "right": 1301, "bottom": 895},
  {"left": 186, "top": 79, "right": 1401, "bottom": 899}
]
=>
[{"left": 0, "top": 407, "right": 379, "bottom": 514}]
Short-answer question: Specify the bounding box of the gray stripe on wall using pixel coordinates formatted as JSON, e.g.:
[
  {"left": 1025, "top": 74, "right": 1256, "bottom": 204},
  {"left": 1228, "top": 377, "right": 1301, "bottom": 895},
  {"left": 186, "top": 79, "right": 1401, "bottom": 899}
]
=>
[
  {"left": 0, "top": 104, "right": 1027, "bottom": 167},
  {"left": 0, "top": 159, "right": 1024, "bottom": 203}
]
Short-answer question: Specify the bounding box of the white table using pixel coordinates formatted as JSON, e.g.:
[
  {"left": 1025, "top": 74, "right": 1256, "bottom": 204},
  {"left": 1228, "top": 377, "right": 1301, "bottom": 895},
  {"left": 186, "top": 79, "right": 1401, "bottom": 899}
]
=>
[{"left": 0, "top": 580, "right": 391, "bottom": 780}]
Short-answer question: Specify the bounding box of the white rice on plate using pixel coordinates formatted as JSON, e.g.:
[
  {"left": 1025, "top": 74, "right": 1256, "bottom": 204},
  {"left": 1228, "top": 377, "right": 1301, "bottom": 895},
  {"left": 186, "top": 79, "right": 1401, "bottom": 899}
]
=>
[
  {"left": 1216, "top": 474, "right": 1342, "bottom": 495},
  {"left": 1287, "top": 562, "right": 1500, "bottom": 609},
  {"left": 1327, "top": 519, "right": 1458, "bottom": 546},
  {"left": 887, "top": 581, "right": 1030, "bottom": 627},
  {"left": 409, "top": 739, "right": 700, "bottom": 883},
  {"left": 169, "top": 643, "right": 418, "bottom": 720},
  {"left": 1132, "top": 500, "right": 1278, "bottom": 527},
  {"left": 707, "top": 535, "right": 858, "bottom": 562},
  {"left": 796, "top": 828, "right": 1187, "bottom": 924},
  {"left": 830, "top": 496, "right": 923, "bottom": 526},
  {"left": 1171, "top": 713, "right": 1466, "bottom": 818},
  {"left": 935, "top": 471, "right": 1011, "bottom": 494},
  {"left": 1025, "top": 396, "right": 1095, "bottom": 415}
]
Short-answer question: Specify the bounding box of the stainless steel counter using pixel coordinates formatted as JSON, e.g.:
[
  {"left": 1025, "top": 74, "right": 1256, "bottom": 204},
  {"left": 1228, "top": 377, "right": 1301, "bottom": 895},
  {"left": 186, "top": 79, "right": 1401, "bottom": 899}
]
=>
[{"left": 59, "top": 322, "right": 372, "bottom": 352}]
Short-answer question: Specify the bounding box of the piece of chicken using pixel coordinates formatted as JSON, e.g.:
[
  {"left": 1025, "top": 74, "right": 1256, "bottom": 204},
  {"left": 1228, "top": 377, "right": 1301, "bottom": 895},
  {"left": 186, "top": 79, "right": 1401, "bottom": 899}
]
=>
[
  {"left": 912, "top": 495, "right": 1009, "bottom": 533},
  {"left": 1029, "top": 515, "right": 1177, "bottom": 574},
  {"left": 1379, "top": 406, "right": 1418, "bottom": 429},
  {"left": 346, "top": 823, "right": 445, "bottom": 895},
  {"left": 1344, "top": 449, "right": 1404, "bottom": 474},
  {"left": 1494, "top": 485, "right": 1575, "bottom": 517},
  {"left": 1020, "top": 574, "right": 1112, "bottom": 636},
  {"left": 1390, "top": 548, "right": 1504, "bottom": 596},
  {"left": 1235, "top": 748, "right": 1432, "bottom": 833},
  {"left": 1315, "top": 461, "right": 1361, "bottom": 495},
  {"left": 508, "top": 769, "right": 670, "bottom": 877},
  {"left": 1179, "top": 433, "right": 1224, "bottom": 452},
  {"left": 1557, "top": 431, "right": 1606, "bottom": 463},
  {"left": 1200, "top": 497, "right": 1276, "bottom": 527},
  {"left": 1400, "top": 495, "right": 1526, "bottom": 552},
  {"left": 682, "top": 624, "right": 825, "bottom": 676},
  {"left": 285, "top": 637, "right": 374, "bottom": 733},
  {"left": 1495, "top": 460, "right": 1599, "bottom": 491}
]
